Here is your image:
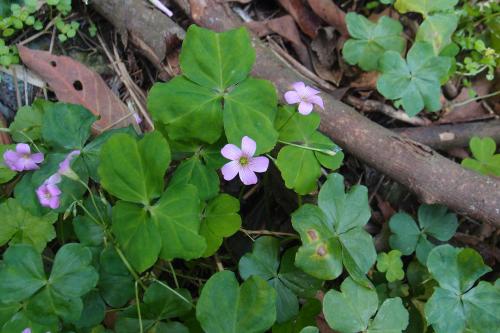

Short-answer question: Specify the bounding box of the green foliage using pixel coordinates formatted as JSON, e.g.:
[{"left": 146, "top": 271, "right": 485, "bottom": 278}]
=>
[
  {"left": 377, "top": 42, "right": 451, "bottom": 116},
  {"left": 394, "top": 0, "right": 458, "bottom": 17},
  {"left": 239, "top": 237, "right": 321, "bottom": 323},
  {"left": 169, "top": 155, "right": 219, "bottom": 201},
  {"left": 196, "top": 271, "right": 277, "bottom": 333},
  {"left": 323, "top": 277, "right": 409, "bottom": 333},
  {"left": 461, "top": 136, "right": 500, "bottom": 177},
  {"left": 148, "top": 25, "right": 278, "bottom": 154},
  {"left": 425, "top": 245, "right": 499, "bottom": 333},
  {"left": 416, "top": 14, "right": 458, "bottom": 54},
  {"left": 275, "top": 106, "right": 343, "bottom": 194},
  {"left": 343, "top": 13, "right": 405, "bottom": 71},
  {"left": 377, "top": 250, "right": 404, "bottom": 282},
  {"left": 291, "top": 173, "right": 375, "bottom": 283},
  {"left": 389, "top": 204, "right": 458, "bottom": 264}
]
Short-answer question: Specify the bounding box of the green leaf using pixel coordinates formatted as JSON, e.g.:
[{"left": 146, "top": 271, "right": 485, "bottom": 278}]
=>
[
  {"left": 323, "top": 278, "right": 408, "bottom": 333},
  {"left": 200, "top": 194, "right": 241, "bottom": 257},
  {"left": 394, "top": 0, "right": 458, "bottom": 17},
  {"left": 276, "top": 146, "right": 321, "bottom": 195},
  {"left": 180, "top": 25, "right": 255, "bottom": 90},
  {"left": 169, "top": 156, "right": 219, "bottom": 201},
  {"left": 272, "top": 299, "right": 322, "bottom": 333},
  {"left": 0, "top": 198, "right": 57, "bottom": 252},
  {"left": 299, "top": 327, "right": 318, "bottom": 333},
  {"left": 239, "top": 237, "right": 321, "bottom": 323},
  {"left": 41, "top": 103, "right": 96, "bottom": 150},
  {"left": 73, "top": 215, "right": 105, "bottom": 247},
  {"left": 292, "top": 174, "right": 376, "bottom": 282},
  {"left": 74, "top": 291, "right": 106, "bottom": 329},
  {"left": 0, "top": 144, "right": 17, "bottom": 184},
  {"left": 99, "top": 131, "right": 171, "bottom": 205},
  {"left": 389, "top": 204, "right": 458, "bottom": 264},
  {"left": 148, "top": 76, "right": 223, "bottom": 144},
  {"left": 8, "top": 102, "right": 44, "bottom": 143},
  {"left": 98, "top": 246, "right": 135, "bottom": 308},
  {"left": 416, "top": 14, "right": 458, "bottom": 54},
  {"left": 343, "top": 13, "right": 405, "bottom": 71},
  {"left": 425, "top": 245, "right": 499, "bottom": 333},
  {"left": 275, "top": 106, "right": 320, "bottom": 142},
  {"left": 461, "top": 136, "right": 500, "bottom": 177},
  {"left": 196, "top": 271, "right": 276, "bottom": 333},
  {"left": 377, "top": 42, "right": 451, "bottom": 116},
  {"left": 223, "top": 78, "right": 278, "bottom": 154},
  {"left": 377, "top": 250, "right": 404, "bottom": 282}
]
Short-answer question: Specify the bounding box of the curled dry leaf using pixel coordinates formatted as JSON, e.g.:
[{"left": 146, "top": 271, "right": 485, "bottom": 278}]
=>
[
  {"left": 311, "top": 27, "right": 343, "bottom": 85},
  {"left": 277, "top": 0, "right": 322, "bottom": 38},
  {"left": 307, "top": 0, "right": 348, "bottom": 36},
  {"left": 18, "top": 46, "right": 136, "bottom": 134}
]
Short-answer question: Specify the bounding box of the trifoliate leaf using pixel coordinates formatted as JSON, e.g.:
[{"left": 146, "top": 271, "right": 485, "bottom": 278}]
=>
[
  {"left": 169, "top": 156, "right": 220, "bottom": 201},
  {"left": 389, "top": 204, "right": 458, "bottom": 264},
  {"left": 416, "top": 14, "right": 458, "bottom": 54},
  {"left": 200, "top": 194, "right": 241, "bottom": 257},
  {"left": 238, "top": 237, "right": 321, "bottom": 323},
  {"left": 292, "top": 173, "right": 376, "bottom": 283},
  {"left": 425, "top": 245, "right": 499, "bottom": 333},
  {"left": 394, "top": 0, "right": 458, "bottom": 17},
  {"left": 99, "top": 131, "right": 171, "bottom": 205},
  {"left": 377, "top": 42, "right": 451, "bottom": 116},
  {"left": 461, "top": 136, "right": 500, "bottom": 177},
  {"left": 343, "top": 13, "right": 405, "bottom": 71},
  {"left": 323, "top": 277, "right": 409, "bottom": 333},
  {"left": 0, "top": 198, "right": 57, "bottom": 252},
  {"left": 377, "top": 250, "right": 405, "bottom": 282},
  {"left": 196, "top": 271, "right": 276, "bottom": 333}
]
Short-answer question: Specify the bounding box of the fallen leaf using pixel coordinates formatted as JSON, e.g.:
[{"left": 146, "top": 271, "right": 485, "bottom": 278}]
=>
[
  {"left": 246, "top": 15, "right": 310, "bottom": 67},
  {"left": 350, "top": 71, "right": 379, "bottom": 90},
  {"left": 277, "top": 0, "right": 322, "bottom": 38},
  {"left": 18, "top": 46, "right": 136, "bottom": 133},
  {"left": 307, "top": 0, "right": 348, "bottom": 36},
  {"left": 311, "top": 27, "right": 343, "bottom": 85}
]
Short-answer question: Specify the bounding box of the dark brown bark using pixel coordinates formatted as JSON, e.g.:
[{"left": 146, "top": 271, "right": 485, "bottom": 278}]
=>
[
  {"left": 98, "top": 0, "right": 500, "bottom": 225},
  {"left": 394, "top": 120, "right": 500, "bottom": 150}
]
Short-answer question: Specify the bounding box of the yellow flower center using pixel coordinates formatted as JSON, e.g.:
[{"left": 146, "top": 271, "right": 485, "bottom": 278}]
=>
[{"left": 239, "top": 156, "right": 249, "bottom": 166}]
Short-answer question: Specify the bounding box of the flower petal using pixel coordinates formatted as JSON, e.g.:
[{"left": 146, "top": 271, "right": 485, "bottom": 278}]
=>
[
  {"left": 292, "top": 81, "right": 306, "bottom": 92},
  {"left": 298, "top": 102, "right": 314, "bottom": 115},
  {"left": 239, "top": 167, "right": 258, "bottom": 185},
  {"left": 249, "top": 156, "right": 269, "bottom": 173},
  {"left": 284, "top": 91, "right": 302, "bottom": 104},
  {"left": 221, "top": 144, "right": 242, "bottom": 160},
  {"left": 15, "top": 143, "right": 31, "bottom": 155},
  {"left": 49, "top": 196, "right": 60, "bottom": 209},
  {"left": 22, "top": 159, "right": 40, "bottom": 171},
  {"left": 46, "top": 173, "right": 62, "bottom": 185},
  {"left": 221, "top": 161, "right": 240, "bottom": 181},
  {"left": 309, "top": 95, "right": 324, "bottom": 110},
  {"left": 241, "top": 136, "right": 256, "bottom": 157},
  {"left": 304, "top": 86, "right": 321, "bottom": 96},
  {"left": 31, "top": 152, "right": 44, "bottom": 164},
  {"left": 47, "top": 184, "right": 62, "bottom": 196}
]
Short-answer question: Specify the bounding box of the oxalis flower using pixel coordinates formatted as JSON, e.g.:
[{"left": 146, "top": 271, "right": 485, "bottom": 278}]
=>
[
  {"left": 3, "top": 143, "right": 44, "bottom": 172},
  {"left": 22, "top": 329, "right": 31, "bottom": 333},
  {"left": 221, "top": 136, "right": 269, "bottom": 185},
  {"left": 58, "top": 150, "right": 81, "bottom": 180},
  {"left": 284, "top": 81, "right": 324, "bottom": 115}
]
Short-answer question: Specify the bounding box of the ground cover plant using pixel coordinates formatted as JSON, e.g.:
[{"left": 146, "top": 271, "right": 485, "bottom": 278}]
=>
[{"left": 0, "top": 1, "right": 499, "bottom": 333}]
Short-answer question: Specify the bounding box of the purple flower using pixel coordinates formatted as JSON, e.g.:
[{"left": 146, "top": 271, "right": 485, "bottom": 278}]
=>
[
  {"left": 3, "top": 143, "right": 44, "bottom": 172},
  {"left": 150, "top": 0, "right": 173, "bottom": 17},
  {"left": 133, "top": 113, "right": 142, "bottom": 125},
  {"left": 221, "top": 136, "right": 269, "bottom": 185},
  {"left": 58, "top": 150, "right": 80, "bottom": 177},
  {"left": 36, "top": 182, "right": 62, "bottom": 209},
  {"left": 22, "top": 329, "right": 31, "bottom": 333},
  {"left": 284, "top": 82, "right": 324, "bottom": 115}
]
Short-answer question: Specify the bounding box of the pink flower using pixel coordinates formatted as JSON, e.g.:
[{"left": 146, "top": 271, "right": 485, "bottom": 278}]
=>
[
  {"left": 58, "top": 150, "right": 80, "bottom": 177},
  {"left": 284, "top": 82, "right": 324, "bottom": 115},
  {"left": 150, "top": 0, "right": 173, "bottom": 17},
  {"left": 221, "top": 136, "right": 269, "bottom": 185},
  {"left": 36, "top": 182, "right": 61, "bottom": 209},
  {"left": 22, "top": 329, "right": 31, "bottom": 333},
  {"left": 3, "top": 143, "right": 44, "bottom": 172}
]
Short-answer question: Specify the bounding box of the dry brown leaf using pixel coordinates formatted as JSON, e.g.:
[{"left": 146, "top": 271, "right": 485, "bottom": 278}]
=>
[
  {"left": 18, "top": 46, "right": 135, "bottom": 133},
  {"left": 350, "top": 71, "right": 379, "bottom": 90},
  {"left": 307, "top": 0, "right": 348, "bottom": 36},
  {"left": 277, "top": 0, "right": 322, "bottom": 38}
]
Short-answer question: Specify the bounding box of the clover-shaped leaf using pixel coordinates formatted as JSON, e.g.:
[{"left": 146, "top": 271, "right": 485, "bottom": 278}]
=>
[
  {"left": 461, "top": 136, "right": 500, "bottom": 177},
  {"left": 0, "top": 243, "right": 98, "bottom": 324},
  {"left": 343, "top": 13, "right": 405, "bottom": 71},
  {"left": 377, "top": 250, "right": 405, "bottom": 282},
  {"left": 115, "top": 281, "right": 192, "bottom": 333},
  {"left": 275, "top": 107, "right": 343, "bottom": 195},
  {"left": 416, "top": 14, "right": 458, "bottom": 54},
  {"left": 200, "top": 194, "right": 241, "bottom": 257},
  {"left": 291, "top": 173, "right": 375, "bottom": 282},
  {"left": 425, "top": 245, "right": 499, "bottom": 333},
  {"left": 148, "top": 25, "right": 278, "bottom": 154},
  {"left": 323, "top": 277, "right": 409, "bottom": 333},
  {"left": 389, "top": 204, "right": 458, "bottom": 264},
  {"left": 394, "top": 0, "right": 458, "bottom": 17},
  {"left": 0, "top": 198, "right": 57, "bottom": 252},
  {"left": 238, "top": 237, "right": 321, "bottom": 323},
  {"left": 196, "top": 271, "right": 276, "bottom": 333},
  {"left": 377, "top": 42, "right": 451, "bottom": 116}
]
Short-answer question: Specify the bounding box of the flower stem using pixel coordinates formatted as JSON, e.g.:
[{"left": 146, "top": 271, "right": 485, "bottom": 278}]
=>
[
  {"left": 278, "top": 140, "right": 342, "bottom": 156},
  {"left": 167, "top": 261, "right": 179, "bottom": 288},
  {"left": 135, "top": 281, "right": 144, "bottom": 333},
  {"left": 450, "top": 90, "right": 500, "bottom": 108}
]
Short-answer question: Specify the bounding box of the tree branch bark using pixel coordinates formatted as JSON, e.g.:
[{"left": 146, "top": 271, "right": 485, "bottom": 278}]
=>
[{"left": 93, "top": 0, "right": 500, "bottom": 225}]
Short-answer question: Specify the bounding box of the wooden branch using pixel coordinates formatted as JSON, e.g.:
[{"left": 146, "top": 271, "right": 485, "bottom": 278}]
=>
[
  {"left": 95, "top": 0, "right": 500, "bottom": 225},
  {"left": 394, "top": 120, "right": 500, "bottom": 150}
]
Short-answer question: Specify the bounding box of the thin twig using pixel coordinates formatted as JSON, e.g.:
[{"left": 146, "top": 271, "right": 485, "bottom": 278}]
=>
[
  {"left": 450, "top": 90, "right": 500, "bottom": 108},
  {"left": 240, "top": 228, "right": 297, "bottom": 238}
]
